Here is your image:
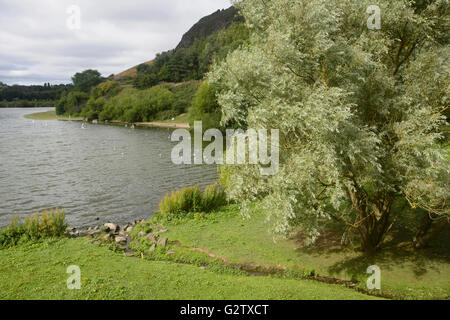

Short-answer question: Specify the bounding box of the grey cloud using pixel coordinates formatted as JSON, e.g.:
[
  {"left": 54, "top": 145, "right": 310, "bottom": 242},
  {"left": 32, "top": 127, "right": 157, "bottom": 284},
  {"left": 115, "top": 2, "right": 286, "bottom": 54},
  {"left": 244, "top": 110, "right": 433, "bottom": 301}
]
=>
[{"left": 0, "top": 0, "right": 232, "bottom": 85}]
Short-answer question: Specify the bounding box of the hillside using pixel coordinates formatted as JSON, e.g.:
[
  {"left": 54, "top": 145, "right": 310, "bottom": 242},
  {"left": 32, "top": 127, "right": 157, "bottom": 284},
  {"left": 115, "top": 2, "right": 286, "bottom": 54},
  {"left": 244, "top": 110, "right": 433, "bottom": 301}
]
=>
[
  {"left": 114, "top": 6, "right": 241, "bottom": 81},
  {"left": 176, "top": 6, "right": 242, "bottom": 49},
  {"left": 57, "top": 5, "right": 249, "bottom": 127},
  {"left": 114, "top": 60, "right": 153, "bottom": 80}
]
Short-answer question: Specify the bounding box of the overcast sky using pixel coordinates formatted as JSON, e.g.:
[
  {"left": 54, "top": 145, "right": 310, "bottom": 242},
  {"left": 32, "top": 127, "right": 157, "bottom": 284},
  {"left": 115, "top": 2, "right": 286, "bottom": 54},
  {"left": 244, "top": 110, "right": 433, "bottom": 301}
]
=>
[{"left": 0, "top": 0, "right": 232, "bottom": 85}]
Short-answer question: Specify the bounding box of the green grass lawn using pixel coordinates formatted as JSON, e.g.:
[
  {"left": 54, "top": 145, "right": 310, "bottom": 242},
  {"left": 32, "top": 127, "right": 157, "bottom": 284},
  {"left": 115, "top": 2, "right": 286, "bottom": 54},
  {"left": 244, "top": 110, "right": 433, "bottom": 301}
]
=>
[
  {"left": 145, "top": 205, "right": 450, "bottom": 300},
  {"left": 24, "top": 110, "right": 83, "bottom": 121},
  {"left": 0, "top": 238, "right": 379, "bottom": 300},
  {"left": 2, "top": 205, "right": 447, "bottom": 300}
]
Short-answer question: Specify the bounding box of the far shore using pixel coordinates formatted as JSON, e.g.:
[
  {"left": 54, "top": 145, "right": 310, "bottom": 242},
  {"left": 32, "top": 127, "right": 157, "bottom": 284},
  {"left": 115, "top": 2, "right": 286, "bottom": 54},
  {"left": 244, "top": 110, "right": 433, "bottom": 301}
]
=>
[
  {"left": 24, "top": 110, "right": 83, "bottom": 121},
  {"left": 24, "top": 110, "right": 190, "bottom": 129},
  {"left": 117, "top": 121, "right": 189, "bottom": 129}
]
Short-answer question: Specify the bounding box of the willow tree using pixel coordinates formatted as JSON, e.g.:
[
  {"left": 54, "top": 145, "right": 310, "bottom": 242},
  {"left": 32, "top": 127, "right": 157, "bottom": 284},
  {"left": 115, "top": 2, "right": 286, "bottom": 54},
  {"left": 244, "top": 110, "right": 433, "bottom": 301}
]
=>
[{"left": 209, "top": 0, "right": 449, "bottom": 252}]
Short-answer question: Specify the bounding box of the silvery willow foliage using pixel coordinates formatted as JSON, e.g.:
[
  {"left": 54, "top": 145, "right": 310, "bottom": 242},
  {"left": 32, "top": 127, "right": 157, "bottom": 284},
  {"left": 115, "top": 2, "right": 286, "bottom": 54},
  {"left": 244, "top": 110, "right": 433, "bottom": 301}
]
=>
[{"left": 209, "top": 0, "right": 449, "bottom": 251}]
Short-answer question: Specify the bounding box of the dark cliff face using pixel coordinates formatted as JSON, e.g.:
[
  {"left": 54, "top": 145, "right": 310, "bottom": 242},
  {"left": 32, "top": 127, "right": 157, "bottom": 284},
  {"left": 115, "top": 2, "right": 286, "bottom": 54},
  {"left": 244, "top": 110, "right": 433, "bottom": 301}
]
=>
[{"left": 176, "top": 6, "right": 243, "bottom": 50}]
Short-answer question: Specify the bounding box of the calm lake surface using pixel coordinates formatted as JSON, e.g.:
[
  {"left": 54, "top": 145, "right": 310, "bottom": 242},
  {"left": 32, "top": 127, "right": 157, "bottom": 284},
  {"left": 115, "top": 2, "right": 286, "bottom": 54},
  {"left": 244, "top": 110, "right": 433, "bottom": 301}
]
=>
[{"left": 0, "top": 108, "right": 217, "bottom": 228}]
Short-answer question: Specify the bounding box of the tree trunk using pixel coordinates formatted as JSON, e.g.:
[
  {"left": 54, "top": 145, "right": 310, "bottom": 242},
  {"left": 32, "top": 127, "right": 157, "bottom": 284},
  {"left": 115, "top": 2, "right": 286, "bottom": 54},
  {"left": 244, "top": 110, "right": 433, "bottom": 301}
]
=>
[
  {"left": 414, "top": 214, "right": 449, "bottom": 249},
  {"left": 348, "top": 187, "right": 393, "bottom": 253}
]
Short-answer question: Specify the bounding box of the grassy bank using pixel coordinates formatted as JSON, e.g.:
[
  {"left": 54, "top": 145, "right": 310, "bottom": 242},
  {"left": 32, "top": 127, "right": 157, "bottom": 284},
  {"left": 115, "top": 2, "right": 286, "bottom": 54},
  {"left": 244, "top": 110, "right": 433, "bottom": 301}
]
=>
[
  {"left": 24, "top": 110, "right": 83, "bottom": 121},
  {"left": 2, "top": 204, "right": 447, "bottom": 300},
  {"left": 131, "top": 205, "right": 449, "bottom": 300},
  {"left": 0, "top": 238, "right": 379, "bottom": 300}
]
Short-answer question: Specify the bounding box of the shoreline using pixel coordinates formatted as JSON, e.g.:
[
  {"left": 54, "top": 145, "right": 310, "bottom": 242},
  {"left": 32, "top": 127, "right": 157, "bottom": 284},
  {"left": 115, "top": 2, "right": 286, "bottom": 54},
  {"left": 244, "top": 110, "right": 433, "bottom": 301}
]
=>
[
  {"left": 24, "top": 110, "right": 83, "bottom": 121},
  {"left": 126, "top": 121, "right": 189, "bottom": 129},
  {"left": 24, "top": 110, "right": 189, "bottom": 129},
  {"left": 94, "top": 120, "right": 189, "bottom": 129}
]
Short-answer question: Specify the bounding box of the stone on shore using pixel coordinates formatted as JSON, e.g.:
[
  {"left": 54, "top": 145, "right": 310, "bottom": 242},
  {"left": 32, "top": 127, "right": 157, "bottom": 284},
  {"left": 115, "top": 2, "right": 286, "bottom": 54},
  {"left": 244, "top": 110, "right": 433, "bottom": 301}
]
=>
[
  {"left": 124, "top": 225, "right": 134, "bottom": 233},
  {"left": 119, "top": 230, "right": 127, "bottom": 237},
  {"left": 146, "top": 233, "right": 158, "bottom": 243},
  {"left": 103, "top": 223, "right": 119, "bottom": 233},
  {"left": 87, "top": 228, "right": 101, "bottom": 236},
  {"left": 115, "top": 236, "right": 127, "bottom": 244},
  {"left": 157, "top": 237, "right": 168, "bottom": 248}
]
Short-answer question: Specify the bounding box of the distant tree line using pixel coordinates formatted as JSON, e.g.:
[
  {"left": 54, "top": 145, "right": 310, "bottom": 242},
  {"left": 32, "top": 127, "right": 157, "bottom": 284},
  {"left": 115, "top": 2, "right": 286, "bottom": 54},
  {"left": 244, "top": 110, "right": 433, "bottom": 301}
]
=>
[
  {"left": 0, "top": 82, "right": 72, "bottom": 101},
  {"left": 0, "top": 99, "right": 57, "bottom": 108}
]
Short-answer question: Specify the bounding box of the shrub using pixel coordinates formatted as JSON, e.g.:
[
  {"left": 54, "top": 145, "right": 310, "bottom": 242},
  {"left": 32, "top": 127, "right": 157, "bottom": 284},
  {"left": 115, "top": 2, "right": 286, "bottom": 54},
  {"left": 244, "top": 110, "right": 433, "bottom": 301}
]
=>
[
  {"left": 159, "top": 192, "right": 179, "bottom": 216},
  {"left": 180, "top": 186, "right": 203, "bottom": 213},
  {"left": 81, "top": 97, "right": 106, "bottom": 120},
  {"left": 202, "top": 183, "right": 227, "bottom": 212},
  {"left": 189, "top": 81, "right": 222, "bottom": 130},
  {"left": 0, "top": 209, "right": 67, "bottom": 248},
  {"left": 96, "top": 86, "right": 176, "bottom": 123},
  {"left": 158, "top": 184, "right": 227, "bottom": 218},
  {"left": 56, "top": 91, "right": 89, "bottom": 115},
  {"left": 0, "top": 215, "right": 23, "bottom": 247},
  {"left": 55, "top": 93, "right": 67, "bottom": 115},
  {"left": 154, "top": 109, "right": 178, "bottom": 121},
  {"left": 92, "top": 80, "right": 121, "bottom": 99},
  {"left": 170, "top": 81, "right": 200, "bottom": 115},
  {"left": 159, "top": 186, "right": 202, "bottom": 217}
]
